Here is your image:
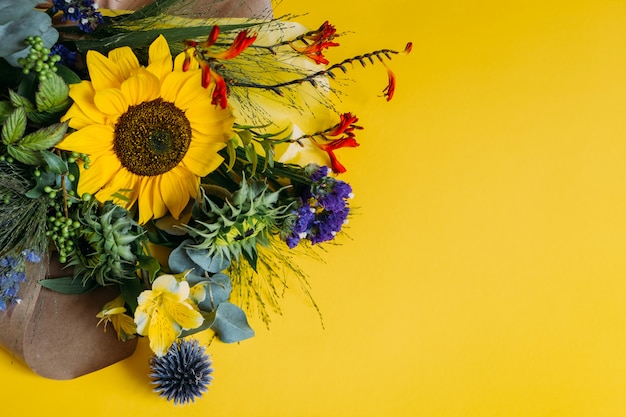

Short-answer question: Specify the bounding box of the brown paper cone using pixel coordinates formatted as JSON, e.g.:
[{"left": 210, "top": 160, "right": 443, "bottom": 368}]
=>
[
  {"left": 100, "top": 0, "right": 273, "bottom": 19},
  {"left": 0, "top": 255, "right": 138, "bottom": 380}
]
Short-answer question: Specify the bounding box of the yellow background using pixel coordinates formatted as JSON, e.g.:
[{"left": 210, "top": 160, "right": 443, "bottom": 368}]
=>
[{"left": 4, "top": 0, "right": 626, "bottom": 415}]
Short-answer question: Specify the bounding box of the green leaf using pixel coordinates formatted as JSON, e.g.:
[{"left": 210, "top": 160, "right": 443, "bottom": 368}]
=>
[
  {"left": 179, "top": 310, "right": 216, "bottom": 338},
  {"left": 40, "top": 149, "right": 68, "bottom": 174},
  {"left": 225, "top": 139, "right": 236, "bottom": 171},
  {"left": 36, "top": 72, "right": 70, "bottom": 113},
  {"left": 1, "top": 107, "right": 26, "bottom": 145},
  {"left": 39, "top": 277, "right": 98, "bottom": 294},
  {"left": 19, "top": 121, "right": 68, "bottom": 151},
  {"left": 54, "top": 64, "right": 81, "bottom": 85},
  {"left": 8, "top": 89, "right": 34, "bottom": 112},
  {"left": 0, "top": 101, "right": 13, "bottom": 124},
  {"left": 119, "top": 278, "right": 145, "bottom": 313},
  {"left": 210, "top": 302, "right": 255, "bottom": 343},
  {"left": 237, "top": 129, "right": 252, "bottom": 146},
  {"left": 137, "top": 254, "right": 161, "bottom": 283},
  {"left": 244, "top": 142, "right": 258, "bottom": 176},
  {"left": 6, "top": 144, "right": 41, "bottom": 165}
]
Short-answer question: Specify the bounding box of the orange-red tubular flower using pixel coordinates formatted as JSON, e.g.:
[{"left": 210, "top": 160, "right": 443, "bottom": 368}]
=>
[
  {"left": 211, "top": 71, "right": 229, "bottom": 109},
  {"left": 382, "top": 66, "right": 396, "bottom": 101},
  {"left": 325, "top": 112, "right": 362, "bottom": 138},
  {"left": 290, "top": 21, "right": 339, "bottom": 65},
  {"left": 317, "top": 137, "right": 360, "bottom": 174},
  {"left": 210, "top": 27, "right": 257, "bottom": 60}
]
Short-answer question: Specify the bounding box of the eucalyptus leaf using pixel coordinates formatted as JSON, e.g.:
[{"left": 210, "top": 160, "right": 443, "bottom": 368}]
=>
[
  {"left": 179, "top": 310, "right": 216, "bottom": 338},
  {"left": 39, "top": 276, "right": 97, "bottom": 294},
  {"left": 25, "top": 169, "right": 56, "bottom": 198},
  {"left": 189, "top": 273, "right": 232, "bottom": 312},
  {"left": 186, "top": 246, "right": 230, "bottom": 273},
  {"left": 1, "top": 106, "right": 26, "bottom": 145},
  {"left": 210, "top": 302, "right": 254, "bottom": 343}
]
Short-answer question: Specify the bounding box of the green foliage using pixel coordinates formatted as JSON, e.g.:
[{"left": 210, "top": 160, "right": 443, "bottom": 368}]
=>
[{"left": 39, "top": 276, "right": 97, "bottom": 294}]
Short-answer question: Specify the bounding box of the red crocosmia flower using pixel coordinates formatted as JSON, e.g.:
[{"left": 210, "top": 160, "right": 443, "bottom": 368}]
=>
[
  {"left": 325, "top": 112, "right": 362, "bottom": 138},
  {"left": 382, "top": 66, "right": 396, "bottom": 101},
  {"left": 209, "top": 28, "right": 257, "bottom": 60},
  {"left": 317, "top": 137, "right": 360, "bottom": 174},
  {"left": 290, "top": 21, "right": 339, "bottom": 65},
  {"left": 211, "top": 71, "right": 229, "bottom": 109}
]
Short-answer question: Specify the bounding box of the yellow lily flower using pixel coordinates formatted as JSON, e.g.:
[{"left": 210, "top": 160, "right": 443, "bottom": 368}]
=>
[
  {"left": 96, "top": 295, "right": 137, "bottom": 342},
  {"left": 134, "top": 274, "right": 204, "bottom": 356}
]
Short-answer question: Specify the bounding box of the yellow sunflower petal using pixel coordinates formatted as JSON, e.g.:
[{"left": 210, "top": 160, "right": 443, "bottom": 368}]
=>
[
  {"left": 148, "top": 307, "right": 179, "bottom": 356},
  {"left": 62, "top": 82, "right": 108, "bottom": 128},
  {"left": 160, "top": 168, "right": 198, "bottom": 219},
  {"left": 94, "top": 88, "right": 129, "bottom": 116},
  {"left": 120, "top": 69, "right": 161, "bottom": 106},
  {"left": 56, "top": 124, "right": 114, "bottom": 154},
  {"left": 159, "top": 69, "right": 198, "bottom": 107},
  {"left": 173, "top": 51, "right": 199, "bottom": 71},
  {"left": 108, "top": 46, "right": 140, "bottom": 81},
  {"left": 96, "top": 168, "right": 139, "bottom": 207},
  {"left": 147, "top": 35, "right": 173, "bottom": 82},
  {"left": 137, "top": 177, "right": 168, "bottom": 223},
  {"left": 87, "top": 50, "right": 124, "bottom": 90},
  {"left": 183, "top": 143, "right": 225, "bottom": 177},
  {"left": 76, "top": 153, "right": 121, "bottom": 196}
]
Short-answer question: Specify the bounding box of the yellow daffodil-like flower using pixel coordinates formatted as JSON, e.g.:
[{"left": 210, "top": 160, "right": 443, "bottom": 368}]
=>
[
  {"left": 134, "top": 273, "right": 204, "bottom": 356},
  {"left": 96, "top": 295, "right": 137, "bottom": 342},
  {"left": 57, "top": 35, "right": 234, "bottom": 224}
]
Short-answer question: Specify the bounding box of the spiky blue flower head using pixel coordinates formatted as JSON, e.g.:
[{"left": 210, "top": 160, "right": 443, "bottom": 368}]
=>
[{"left": 150, "top": 339, "right": 214, "bottom": 405}]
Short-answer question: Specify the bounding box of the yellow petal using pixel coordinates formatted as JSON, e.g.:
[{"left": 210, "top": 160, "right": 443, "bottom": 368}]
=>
[
  {"left": 108, "top": 46, "right": 140, "bottom": 81},
  {"left": 163, "top": 299, "right": 204, "bottom": 331},
  {"left": 152, "top": 274, "right": 188, "bottom": 300},
  {"left": 160, "top": 168, "right": 196, "bottom": 219},
  {"left": 96, "top": 167, "right": 139, "bottom": 207},
  {"left": 189, "top": 283, "right": 206, "bottom": 304},
  {"left": 94, "top": 88, "right": 129, "bottom": 116},
  {"left": 62, "top": 82, "right": 108, "bottom": 128},
  {"left": 182, "top": 143, "right": 225, "bottom": 177},
  {"left": 174, "top": 51, "right": 199, "bottom": 71},
  {"left": 148, "top": 306, "right": 179, "bottom": 356},
  {"left": 159, "top": 69, "right": 198, "bottom": 107},
  {"left": 112, "top": 314, "right": 137, "bottom": 341},
  {"left": 55, "top": 124, "right": 114, "bottom": 154},
  {"left": 87, "top": 50, "right": 123, "bottom": 91},
  {"left": 147, "top": 35, "right": 173, "bottom": 82},
  {"left": 121, "top": 70, "right": 161, "bottom": 106},
  {"left": 76, "top": 154, "right": 121, "bottom": 196}
]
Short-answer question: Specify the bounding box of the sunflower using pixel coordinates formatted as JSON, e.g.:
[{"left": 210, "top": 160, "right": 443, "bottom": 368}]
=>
[{"left": 57, "top": 35, "right": 234, "bottom": 224}]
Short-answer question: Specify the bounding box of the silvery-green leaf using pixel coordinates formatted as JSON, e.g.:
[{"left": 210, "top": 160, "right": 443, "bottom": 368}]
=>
[
  {"left": 186, "top": 246, "right": 230, "bottom": 273},
  {"left": 0, "top": 0, "right": 40, "bottom": 25},
  {"left": 210, "top": 302, "right": 254, "bottom": 343},
  {"left": 0, "top": 11, "right": 57, "bottom": 60},
  {"left": 189, "top": 273, "right": 232, "bottom": 312}
]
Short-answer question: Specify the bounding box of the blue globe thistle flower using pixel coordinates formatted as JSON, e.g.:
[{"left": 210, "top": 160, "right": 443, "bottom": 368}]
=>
[{"left": 150, "top": 339, "right": 214, "bottom": 405}]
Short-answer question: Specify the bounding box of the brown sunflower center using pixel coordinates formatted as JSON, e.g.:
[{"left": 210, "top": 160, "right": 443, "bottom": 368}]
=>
[{"left": 113, "top": 98, "right": 192, "bottom": 176}]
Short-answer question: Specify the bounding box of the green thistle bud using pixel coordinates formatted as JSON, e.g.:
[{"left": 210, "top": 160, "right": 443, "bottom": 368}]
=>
[{"left": 67, "top": 199, "right": 145, "bottom": 286}]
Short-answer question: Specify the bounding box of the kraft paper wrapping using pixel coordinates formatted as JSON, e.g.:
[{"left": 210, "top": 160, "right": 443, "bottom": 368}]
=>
[
  {"left": 0, "top": 255, "right": 138, "bottom": 380},
  {"left": 0, "top": 0, "right": 272, "bottom": 381}
]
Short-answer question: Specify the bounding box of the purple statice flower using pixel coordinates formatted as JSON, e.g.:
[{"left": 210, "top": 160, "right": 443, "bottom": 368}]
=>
[
  {"left": 285, "top": 165, "right": 353, "bottom": 248},
  {"left": 0, "top": 255, "right": 27, "bottom": 312},
  {"left": 150, "top": 339, "right": 214, "bottom": 405},
  {"left": 51, "top": 0, "right": 104, "bottom": 33}
]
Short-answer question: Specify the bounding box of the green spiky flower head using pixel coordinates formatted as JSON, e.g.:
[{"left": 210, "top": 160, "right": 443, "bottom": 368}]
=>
[
  {"left": 185, "top": 180, "right": 291, "bottom": 270},
  {"left": 68, "top": 199, "right": 144, "bottom": 286}
]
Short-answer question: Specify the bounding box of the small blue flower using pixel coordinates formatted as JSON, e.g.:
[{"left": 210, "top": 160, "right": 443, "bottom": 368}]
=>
[
  {"left": 21, "top": 249, "right": 42, "bottom": 263},
  {"left": 51, "top": 0, "right": 103, "bottom": 33},
  {"left": 150, "top": 339, "right": 214, "bottom": 405}
]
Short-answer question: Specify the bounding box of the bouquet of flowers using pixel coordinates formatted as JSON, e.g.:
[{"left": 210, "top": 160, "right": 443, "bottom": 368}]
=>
[{"left": 0, "top": 0, "right": 410, "bottom": 405}]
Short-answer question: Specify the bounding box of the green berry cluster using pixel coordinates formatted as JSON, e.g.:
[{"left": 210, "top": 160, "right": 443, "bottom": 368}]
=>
[{"left": 17, "top": 36, "right": 61, "bottom": 81}]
